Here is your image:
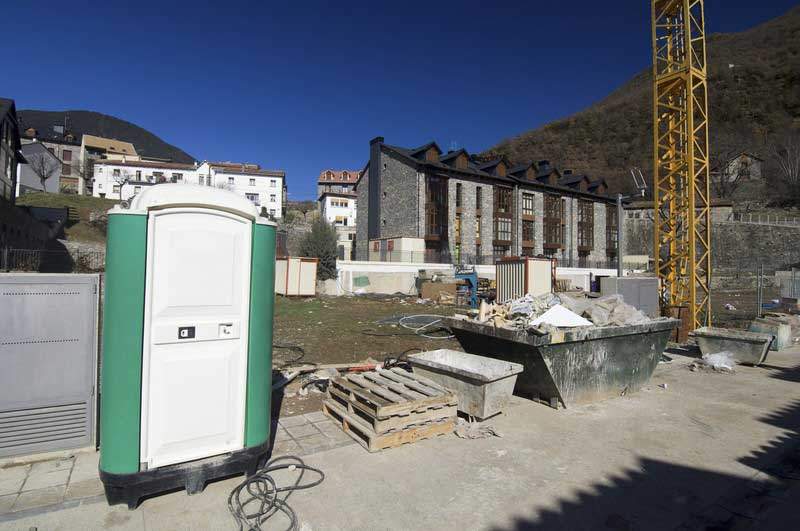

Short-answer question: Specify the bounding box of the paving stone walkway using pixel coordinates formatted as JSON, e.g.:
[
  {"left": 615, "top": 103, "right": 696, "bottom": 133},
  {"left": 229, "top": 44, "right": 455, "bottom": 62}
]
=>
[{"left": 0, "top": 412, "right": 354, "bottom": 520}]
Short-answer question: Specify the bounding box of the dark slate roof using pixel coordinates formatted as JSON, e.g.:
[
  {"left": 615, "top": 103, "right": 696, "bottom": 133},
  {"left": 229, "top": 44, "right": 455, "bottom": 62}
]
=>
[
  {"left": 439, "top": 149, "right": 468, "bottom": 163},
  {"left": 0, "top": 98, "right": 14, "bottom": 123},
  {"left": 20, "top": 141, "right": 61, "bottom": 163},
  {"left": 559, "top": 174, "right": 588, "bottom": 186},
  {"left": 408, "top": 141, "right": 442, "bottom": 158},
  {"left": 508, "top": 163, "right": 533, "bottom": 175}
]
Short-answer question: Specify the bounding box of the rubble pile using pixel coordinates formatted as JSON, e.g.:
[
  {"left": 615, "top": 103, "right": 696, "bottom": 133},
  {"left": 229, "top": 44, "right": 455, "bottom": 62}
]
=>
[{"left": 475, "top": 292, "right": 653, "bottom": 332}]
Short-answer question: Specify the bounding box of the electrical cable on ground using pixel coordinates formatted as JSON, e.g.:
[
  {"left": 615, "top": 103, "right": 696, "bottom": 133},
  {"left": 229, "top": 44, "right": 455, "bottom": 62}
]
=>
[
  {"left": 273, "top": 343, "right": 306, "bottom": 367},
  {"left": 228, "top": 455, "right": 324, "bottom": 531}
]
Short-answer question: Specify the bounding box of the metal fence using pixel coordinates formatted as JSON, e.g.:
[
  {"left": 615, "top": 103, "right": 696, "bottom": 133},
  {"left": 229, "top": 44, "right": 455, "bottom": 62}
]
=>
[
  {"left": 0, "top": 247, "right": 106, "bottom": 273},
  {"left": 725, "top": 213, "right": 800, "bottom": 227},
  {"left": 367, "top": 249, "right": 619, "bottom": 270}
]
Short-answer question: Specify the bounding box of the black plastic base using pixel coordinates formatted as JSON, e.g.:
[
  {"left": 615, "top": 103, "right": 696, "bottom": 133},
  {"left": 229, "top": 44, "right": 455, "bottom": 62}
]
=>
[{"left": 100, "top": 440, "right": 270, "bottom": 509}]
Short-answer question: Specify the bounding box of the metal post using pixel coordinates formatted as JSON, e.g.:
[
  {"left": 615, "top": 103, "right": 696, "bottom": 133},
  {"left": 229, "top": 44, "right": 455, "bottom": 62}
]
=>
[
  {"left": 757, "top": 263, "right": 763, "bottom": 318},
  {"left": 792, "top": 267, "right": 797, "bottom": 299},
  {"left": 617, "top": 193, "right": 624, "bottom": 277}
]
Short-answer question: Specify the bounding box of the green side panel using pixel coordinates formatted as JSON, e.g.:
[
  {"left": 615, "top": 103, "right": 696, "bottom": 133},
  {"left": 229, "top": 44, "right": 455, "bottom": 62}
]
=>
[
  {"left": 244, "top": 223, "right": 276, "bottom": 447},
  {"left": 99, "top": 214, "right": 147, "bottom": 474}
]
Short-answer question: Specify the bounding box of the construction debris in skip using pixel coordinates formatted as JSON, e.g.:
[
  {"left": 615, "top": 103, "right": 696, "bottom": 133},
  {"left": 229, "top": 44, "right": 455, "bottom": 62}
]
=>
[{"left": 470, "top": 293, "right": 655, "bottom": 333}]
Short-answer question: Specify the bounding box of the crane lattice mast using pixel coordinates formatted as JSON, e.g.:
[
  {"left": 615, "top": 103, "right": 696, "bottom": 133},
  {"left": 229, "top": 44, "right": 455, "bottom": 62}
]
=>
[{"left": 651, "top": 0, "right": 712, "bottom": 329}]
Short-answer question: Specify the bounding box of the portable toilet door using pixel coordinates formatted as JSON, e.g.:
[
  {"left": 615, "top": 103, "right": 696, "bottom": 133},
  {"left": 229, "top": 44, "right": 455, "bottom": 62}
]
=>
[
  {"left": 140, "top": 203, "right": 251, "bottom": 469},
  {"left": 99, "top": 184, "right": 276, "bottom": 508}
]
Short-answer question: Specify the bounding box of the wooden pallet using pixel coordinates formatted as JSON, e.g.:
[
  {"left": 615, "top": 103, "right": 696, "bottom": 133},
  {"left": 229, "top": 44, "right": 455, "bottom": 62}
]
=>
[
  {"left": 324, "top": 391, "right": 457, "bottom": 434},
  {"left": 323, "top": 398, "right": 455, "bottom": 452},
  {"left": 327, "top": 368, "right": 457, "bottom": 419}
]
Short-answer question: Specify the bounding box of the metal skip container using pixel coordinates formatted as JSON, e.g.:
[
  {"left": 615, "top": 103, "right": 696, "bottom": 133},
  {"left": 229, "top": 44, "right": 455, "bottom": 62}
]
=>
[
  {"left": 689, "top": 327, "right": 773, "bottom": 366},
  {"left": 407, "top": 350, "right": 523, "bottom": 419},
  {"left": 445, "top": 317, "right": 679, "bottom": 408}
]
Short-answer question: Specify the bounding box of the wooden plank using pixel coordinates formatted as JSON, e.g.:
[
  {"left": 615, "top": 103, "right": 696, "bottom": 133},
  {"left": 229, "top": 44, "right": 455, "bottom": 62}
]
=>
[
  {"left": 330, "top": 378, "right": 392, "bottom": 413},
  {"left": 345, "top": 374, "right": 408, "bottom": 403},
  {"left": 380, "top": 369, "right": 445, "bottom": 397},
  {"left": 362, "top": 372, "right": 427, "bottom": 401},
  {"left": 325, "top": 395, "right": 456, "bottom": 434},
  {"left": 391, "top": 367, "right": 450, "bottom": 392},
  {"left": 322, "top": 399, "right": 455, "bottom": 452},
  {"left": 329, "top": 385, "right": 382, "bottom": 419}
]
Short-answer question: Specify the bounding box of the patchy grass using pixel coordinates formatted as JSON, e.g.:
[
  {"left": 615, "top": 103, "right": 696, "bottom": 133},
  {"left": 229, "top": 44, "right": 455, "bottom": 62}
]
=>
[
  {"left": 17, "top": 192, "right": 118, "bottom": 243},
  {"left": 272, "top": 295, "right": 464, "bottom": 416}
]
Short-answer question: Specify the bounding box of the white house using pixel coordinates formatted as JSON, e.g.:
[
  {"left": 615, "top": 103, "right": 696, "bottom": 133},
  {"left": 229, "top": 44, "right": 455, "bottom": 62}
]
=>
[
  {"left": 92, "top": 159, "right": 286, "bottom": 218},
  {"left": 319, "top": 191, "right": 357, "bottom": 228},
  {"left": 196, "top": 162, "right": 285, "bottom": 219}
]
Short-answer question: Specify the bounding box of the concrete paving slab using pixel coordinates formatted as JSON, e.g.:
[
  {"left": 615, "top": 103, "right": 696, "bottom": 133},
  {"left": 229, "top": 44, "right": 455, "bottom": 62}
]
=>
[
  {"left": 278, "top": 415, "right": 308, "bottom": 427},
  {"left": 271, "top": 440, "right": 301, "bottom": 456},
  {"left": 0, "top": 496, "right": 15, "bottom": 515},
  {"left": 304, "top": 411, "right": 328, "bottom": 423},
  {"left": 65, "top": 479, "right": 104, "bottom": 501},
  {"left": 0, "top": 478, "right": 25, "bottom": 498},
  {"left": 29, "top": 458, "right": 73, "bottom": 476},
  {"left": 284, "top": 423, "right": 321, "bottom": 439},
  {"left": 21, "top": 469, "right": 70, "bottom": 491},
  {"left": 12, "top": 485, "right": 65, "bottom": 512},
  {"left": 69, "top": 452, "right": 100, "bottom": 484}
]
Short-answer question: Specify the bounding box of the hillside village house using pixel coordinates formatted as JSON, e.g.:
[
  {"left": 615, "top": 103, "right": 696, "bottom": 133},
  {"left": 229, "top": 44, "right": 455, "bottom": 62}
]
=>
[
  {"left": 20, "top": 127, "right": 140, "bottom": 195},
  {"left": 1, "top": 98, "right": 21, "bottom": 204},
  {"left": 92, "top": 160, "right": 286, "bottom": 218},
  {"left": 355, "top": 136, "right": 615, "bottom": 267}
]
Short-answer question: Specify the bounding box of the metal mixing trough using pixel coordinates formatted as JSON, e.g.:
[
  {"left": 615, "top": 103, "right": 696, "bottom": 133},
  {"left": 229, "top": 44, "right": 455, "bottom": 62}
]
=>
[
  {"left": 445, "top": 317, "right": 679, "bottom": 409},
  {"left": 689, "top": 327, "right": 774, "bottom": 366}
]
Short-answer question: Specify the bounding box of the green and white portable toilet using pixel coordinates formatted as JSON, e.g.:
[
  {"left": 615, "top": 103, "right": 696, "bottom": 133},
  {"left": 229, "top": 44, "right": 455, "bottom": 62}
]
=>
[{"left": 99, "top": 185, "right": 275, "bottom": 508}]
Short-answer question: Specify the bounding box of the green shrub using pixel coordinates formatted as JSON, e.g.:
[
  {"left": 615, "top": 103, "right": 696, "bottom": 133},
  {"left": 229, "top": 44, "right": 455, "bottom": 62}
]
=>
[{"left": 298, "top": 218, "right": 338, "bottom": 280}]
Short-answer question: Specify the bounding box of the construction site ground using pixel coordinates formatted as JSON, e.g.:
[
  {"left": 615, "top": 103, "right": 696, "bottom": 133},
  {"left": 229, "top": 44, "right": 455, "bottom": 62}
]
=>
[
  {"left": 2, "top": 345, "right": 799, "bottom": 530},
  {"left": 272, "top": 295, "right": 461, "bottom": 416}
]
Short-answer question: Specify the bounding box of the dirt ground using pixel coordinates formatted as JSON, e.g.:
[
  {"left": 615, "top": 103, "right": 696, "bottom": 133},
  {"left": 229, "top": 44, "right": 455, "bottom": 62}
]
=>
[{"left": 272, "top": 295, "right": 463, "bottom": 417}]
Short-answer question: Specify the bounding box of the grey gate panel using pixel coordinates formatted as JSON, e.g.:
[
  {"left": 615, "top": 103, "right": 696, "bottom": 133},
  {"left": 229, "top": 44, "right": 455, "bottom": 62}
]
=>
[{"left": 0, "top": 273, "right": 99, "bottom": 458}]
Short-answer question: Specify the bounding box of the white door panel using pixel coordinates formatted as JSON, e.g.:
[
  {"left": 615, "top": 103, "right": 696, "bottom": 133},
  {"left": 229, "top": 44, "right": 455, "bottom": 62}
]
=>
[{"left": 141, "top": 208, "right": 251, "bottom": 469}]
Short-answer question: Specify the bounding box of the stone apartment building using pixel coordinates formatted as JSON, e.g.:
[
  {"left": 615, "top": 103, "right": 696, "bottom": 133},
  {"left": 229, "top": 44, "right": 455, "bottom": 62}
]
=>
[{"left": 355, "top": 136, "right": 616, "bottom": 267}]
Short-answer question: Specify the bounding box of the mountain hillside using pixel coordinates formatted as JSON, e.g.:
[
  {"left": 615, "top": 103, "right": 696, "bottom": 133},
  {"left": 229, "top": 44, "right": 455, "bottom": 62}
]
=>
[
  {"left": 486, "top": 5, "right": 800, "bottom": 193},
  {"left": 18, "top": 110, "right": 194, "bottom": 163}
]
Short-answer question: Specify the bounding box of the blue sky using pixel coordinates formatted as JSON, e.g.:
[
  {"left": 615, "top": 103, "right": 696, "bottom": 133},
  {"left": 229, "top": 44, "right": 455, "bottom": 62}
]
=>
[{"left": 5, "top": 1, "right": 797, "bottom": 200}]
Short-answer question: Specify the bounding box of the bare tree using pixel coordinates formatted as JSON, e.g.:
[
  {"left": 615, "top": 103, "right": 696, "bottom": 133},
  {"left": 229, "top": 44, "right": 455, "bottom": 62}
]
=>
[
  {"left": 709, "top": 146, "right": 747, "bottom": 198},
  {"left": 27, "top": 151, "right": 61, "bottom": 192},
  {"left": 770, "top": 131, "right": 800, "bottom": 203},
  {"left": 111, "top": 170, "right": 132, "bottom": 200}
]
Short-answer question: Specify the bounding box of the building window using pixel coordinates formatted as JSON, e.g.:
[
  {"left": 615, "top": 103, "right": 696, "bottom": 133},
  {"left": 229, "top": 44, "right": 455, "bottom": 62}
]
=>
[
  {"left": 544, "top": 194, "right": 563, "bottom": 249},
  {"left": 476, "top": 216, "right": 481, "bottom": 240},
  {"left": 135, "top": 170, "right": 141, "bottom": 180},
  {"left": 270, "top": 194, "right": 276, "bottom": 202},
  {"left": 476, "top": 187, "right": 482, "bottom": 210},
  {"left": 245, "top": 193, "right": 259, "bottom": 205},
  {"left": 494, "top": 218, "right": 512, "bottom": 241},
  {"left": 249, "top": 178, "right": 256, "bottom": 186},
  {"left": 113, "top": 169, "right": 120, "bottom": 177},
  {"left": 455, "top": 213, "right": 462, "bottom": 242},
  {"left": 606, "top": 204, "right": 618, "bottom": 257},
  {"left": 112, "top": 185, "right": 120, "bottom": 194},
  {"left": 269, "top": 208, "right": 275, "bottom": 216},
  {"left": 62, "top": 163, "right": 71, "bottom": 176},
  {"left": 270, "top": 180, "right": 276, "bottom": 187},
  {"left": 173, "top": 173, "right": 183, "bottom": 181},
  {"left": 492, "top": 245, "right": 510, "bottom": 260},
  {"left": 494, "top": 187, "right": 512, "bottom": 214},
  {"left": 425, "top": 176, "right": 448, "bottom": 239},
  {"left": 455, "top": 183, "right": 462, "bottom": 208},
  {"left": 228, "top": 177, "right": 235, "bottom": 185},
  {"left": 62, "top": 150, "right": 72, "bottom": 162},
  {"left": 134, "top": 186, "right": 141, "bottom": 194},
  {"left": 522, "top": 193, "right": 534, "bottom": 216},
  {"left": 522, "top": 219, "right": 535, "bottom": 244},
  {"left": 198, "top": 176, "right": 204, "bottom": 185},
  {"left": 577, "top": 200, "right": 594, "bottom": 251}
]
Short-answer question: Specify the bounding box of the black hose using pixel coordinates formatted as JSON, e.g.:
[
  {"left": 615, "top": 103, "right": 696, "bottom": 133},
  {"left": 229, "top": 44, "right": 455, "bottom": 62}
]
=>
[
  {"left": 273, "top": 343, "right": 306, "bottom": 367},
  {"left": 228, "top": 455, "right": 324, "bottom": 531}
]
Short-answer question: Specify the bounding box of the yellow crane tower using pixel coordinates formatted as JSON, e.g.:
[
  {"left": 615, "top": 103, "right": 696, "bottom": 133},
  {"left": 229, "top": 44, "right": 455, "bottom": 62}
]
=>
[{"left": 651, "top": 0, "right": 712, "bottom": 330}]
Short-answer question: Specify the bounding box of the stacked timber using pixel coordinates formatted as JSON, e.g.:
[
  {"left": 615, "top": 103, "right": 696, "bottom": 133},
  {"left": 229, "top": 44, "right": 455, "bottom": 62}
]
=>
[{"left": 322, "top": 368, "right": 457, "bottom": 452}]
